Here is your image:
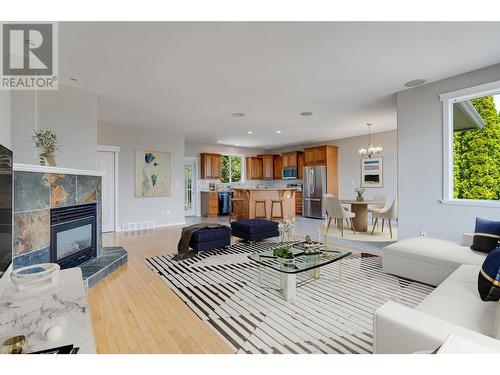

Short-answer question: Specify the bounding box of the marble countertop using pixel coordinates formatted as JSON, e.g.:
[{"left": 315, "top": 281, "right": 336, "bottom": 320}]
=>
[
  {"left": 0, "top": 267, "right": 95, "bottom": 354},
  {"left": 232, "top": 187, "right": 298, "bottom": 191}
]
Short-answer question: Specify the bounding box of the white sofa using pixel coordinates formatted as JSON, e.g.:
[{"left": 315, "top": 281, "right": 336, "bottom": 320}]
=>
[
  {"left": 374, "top": 235, "right": 500, "bottom": 354},
  {"left": 382, "top": 235, "right": 485, "bottom": 286},
  {"left": 374, "top": 264, "right": 500, "bottom": 353}
]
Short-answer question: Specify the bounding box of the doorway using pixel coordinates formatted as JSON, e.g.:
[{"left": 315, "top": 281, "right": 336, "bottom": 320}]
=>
[
  {"left": 97, "top": 146, "right": 120, "bottom": 232},
  {"left": 184, "top": 157, "right": 198, "bottom": 216}
]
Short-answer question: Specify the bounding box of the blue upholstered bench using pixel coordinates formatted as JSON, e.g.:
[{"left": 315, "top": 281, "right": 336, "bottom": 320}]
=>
[
  {"left": 231, "top": 219, "right": 279, "bottom": 242},
  {"left": 189, "top": 226, "right": 232, "bottom": 252}
]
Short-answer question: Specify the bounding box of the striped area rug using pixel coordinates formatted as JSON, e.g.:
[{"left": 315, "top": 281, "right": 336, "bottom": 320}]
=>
[{"left": 145, "top": 241, "right": 434, "bottom": 354}]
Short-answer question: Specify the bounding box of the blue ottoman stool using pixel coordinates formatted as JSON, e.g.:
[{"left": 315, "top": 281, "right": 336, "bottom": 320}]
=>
[
  {"left": 190, "top": 226, "right": 232, "bottom": 252},
  {"left": 231, "top": 219, "right": 279, "bottom": 242}
]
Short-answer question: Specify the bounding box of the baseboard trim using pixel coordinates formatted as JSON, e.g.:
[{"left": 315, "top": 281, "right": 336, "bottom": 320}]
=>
[{"left": 115, "top": 221, "right": 186, "bottom": 232}]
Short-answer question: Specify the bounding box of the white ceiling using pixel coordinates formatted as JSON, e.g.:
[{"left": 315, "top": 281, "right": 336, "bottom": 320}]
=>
[{"left": 59, "top": 22, "right": 500, "bottom": 148}]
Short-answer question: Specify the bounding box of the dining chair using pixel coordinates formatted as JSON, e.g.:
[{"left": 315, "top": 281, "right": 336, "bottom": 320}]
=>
[
  {"left": 368, "top": 194, "right": 386, "bottom": 227},
  {"left": 371, "top": 198, "right": 398, "bottom": 239},
  {"left": 324, "top": 194, "right": 356, "bottom": 237}
]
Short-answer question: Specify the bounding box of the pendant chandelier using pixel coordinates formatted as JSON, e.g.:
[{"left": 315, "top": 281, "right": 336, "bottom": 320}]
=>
[{"left": 358, "top": 123, "right": 383, "bottom": 158}]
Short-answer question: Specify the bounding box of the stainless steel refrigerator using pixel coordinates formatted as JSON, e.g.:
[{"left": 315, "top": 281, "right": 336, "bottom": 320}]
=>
[{"left": 303, "top": 165, "right": 327, "bottom": 219}]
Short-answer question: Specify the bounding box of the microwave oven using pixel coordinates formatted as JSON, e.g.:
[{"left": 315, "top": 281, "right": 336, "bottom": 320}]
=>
[{"left": 282, "top": 167, "right": 297, "bottom": 179}]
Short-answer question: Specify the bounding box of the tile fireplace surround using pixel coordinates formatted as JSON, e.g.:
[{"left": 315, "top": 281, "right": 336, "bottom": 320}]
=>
[{"left": 12, "top": 164, "right": 127, "bottom": 288}]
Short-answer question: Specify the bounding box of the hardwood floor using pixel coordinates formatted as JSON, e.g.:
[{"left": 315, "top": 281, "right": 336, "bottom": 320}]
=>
[{"left": 87, "top": 226, "right": 232, "bottom": 354}]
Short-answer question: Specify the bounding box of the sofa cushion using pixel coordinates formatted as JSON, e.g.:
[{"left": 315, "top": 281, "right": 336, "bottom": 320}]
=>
[
  {"left": 231, "top": 219, "right": 278, "bottom": 234},
  {"left": 478, "top": 247, "right": 500, "bottom": 301},
  {"left": 471, "top": 217, "right": 500, "bottom": 254},
  {"left": 416, "top": 265, "right": 496, "bottom": 336},
  {"left": 384, "top": 237, "right": 486, "bottom": 270}
]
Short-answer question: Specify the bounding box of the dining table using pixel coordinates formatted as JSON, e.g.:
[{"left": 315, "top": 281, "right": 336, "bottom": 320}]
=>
[{"left": 340, "top": 199, "right": 385, "bottom": 232}]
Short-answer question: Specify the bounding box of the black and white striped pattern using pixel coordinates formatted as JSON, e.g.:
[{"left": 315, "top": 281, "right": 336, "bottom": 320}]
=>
[{"left": 145, "top": 241, "right": 434, "bottom": 354}]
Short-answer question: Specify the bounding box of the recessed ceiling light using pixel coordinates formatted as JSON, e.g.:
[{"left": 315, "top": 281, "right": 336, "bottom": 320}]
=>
[
  {"left": 217, "top": 140, "right": 222, "bottom": 143},
  {"left": 276, "top": 130, "right": 282, "bottom": 134},
  {"left": 69, "top": 76, "right": 78, "bottom": 82},
  {"left": 235, "top": 144, "right": 240, "bottom": 146},
  {"left": 232, "top": 112, "right": 245, "bottom": 117},
  {"left": 300, "top": 111, "right": 313, "bottom": 116},
  {"left": 247, "top": 131, "right": 253, "bottom": 134},
  {"left": 404, "top": 79, "right": 426, "bottom": 88}
]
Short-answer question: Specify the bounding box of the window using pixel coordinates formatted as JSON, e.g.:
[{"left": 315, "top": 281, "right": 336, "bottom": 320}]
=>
[
  {"left": 220, "top": 154, "right": 243, "bottom": 184},
  {"left": 440, "top": 80, "right": 500, "bottom": 206}
]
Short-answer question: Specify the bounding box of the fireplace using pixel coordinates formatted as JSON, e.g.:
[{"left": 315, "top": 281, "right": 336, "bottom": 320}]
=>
[{"left": 50, "top": 203, "right": 97, "bottom": 269}]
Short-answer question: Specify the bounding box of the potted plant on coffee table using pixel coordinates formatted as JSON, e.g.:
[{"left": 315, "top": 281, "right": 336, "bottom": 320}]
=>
[{"left": 273, "top": 247, "right": 295, "bottom": 268}]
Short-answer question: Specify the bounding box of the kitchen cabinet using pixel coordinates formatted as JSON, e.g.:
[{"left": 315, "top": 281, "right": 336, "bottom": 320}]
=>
[
  {"left": 200, "top": 153, "right": 221, "bottom": 179},
  {"left": 273, "top": 156, "right": 282, "bottom": 179},
  {"left": 304, "top": 146, "right": 334, "bottom": 166},
  {"left": 200, "top": 191, "right": 218, "bottom": 218},
  {"left": 282, "top": 152, "right": 298, "bottom": 168},
  {"left": 246, "top": 157, "right": 263, "bottom": 180},
  {"left": 297, "top": 153, "right": 304, "bottom": 179},
  {"left": 258, "top": 155, "right": 275, "bottom": 180},
  {"left": 295, "top": 191, "right": 303, "bottom": 215}
]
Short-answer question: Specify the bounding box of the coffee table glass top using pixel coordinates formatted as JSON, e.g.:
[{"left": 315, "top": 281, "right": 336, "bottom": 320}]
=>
[{"left": 248, "top": 242, "right": 351, "bottom": 274}]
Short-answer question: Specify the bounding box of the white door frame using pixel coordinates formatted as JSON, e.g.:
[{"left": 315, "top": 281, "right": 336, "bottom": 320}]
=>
[
  {"left": 184, "top": 156, "right": 200, "bottom": 216},
  {"left": 97, "top": 145, "right": 120, "bottom": 232}
]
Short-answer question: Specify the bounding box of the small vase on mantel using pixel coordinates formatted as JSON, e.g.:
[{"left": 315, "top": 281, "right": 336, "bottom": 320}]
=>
[{"left": 356, "top": 195, "right": 364, "bottom": 202}]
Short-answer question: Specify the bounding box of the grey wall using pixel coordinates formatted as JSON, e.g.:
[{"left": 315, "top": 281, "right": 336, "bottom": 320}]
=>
[
  {"left": 98, "top": 123, "right": 185, "bottom": 228},
  {"left": 269, "top": 130, "right": 398, "bottom": 202},
  {"left": 397, "top": 63, "right": 500, "bottom": 242},
  {"left": 11, "top": 85, "right": 98, "bottom": 170},
  {"left": 0, "top": 91, "right": 11, "bottom": 149}
]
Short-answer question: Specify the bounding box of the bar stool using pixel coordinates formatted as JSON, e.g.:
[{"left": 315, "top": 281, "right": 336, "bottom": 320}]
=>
[
  {"left": 254, "top": 200, "right": 268, "bottom": 219},
  {"left": 271, "top": 191, "right": 285, "bottom": 220},
  {"left": 230, "top": 198, "right": 244, "bottom": 223}
]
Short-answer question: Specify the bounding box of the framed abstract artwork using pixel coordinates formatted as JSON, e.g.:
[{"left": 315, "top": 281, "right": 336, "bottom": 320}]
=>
[
  {"left": 361, "top": 157, "right": 383, "bottom": 188},
  {"left": 135, "top": 150, "right": 171, "bottom": 197}
]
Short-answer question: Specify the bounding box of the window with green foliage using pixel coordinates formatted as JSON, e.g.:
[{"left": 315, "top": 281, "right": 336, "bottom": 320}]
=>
[
  {"left": 220, "top": 154, "right": 242, "bottom": 183},
  {"left": 452, "top": 94, "right": 500, "bottom": 201}
]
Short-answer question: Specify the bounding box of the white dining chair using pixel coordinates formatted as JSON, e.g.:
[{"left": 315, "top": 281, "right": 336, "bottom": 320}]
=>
[
  {"left": 371, "top": 198, "right": 398, "bottom": 239},
  {"left": 324, "top": 194, "right": 356, "bottom": 237},
  {"left": 368, "top": 194, "right": 386, "bottom": 226}
]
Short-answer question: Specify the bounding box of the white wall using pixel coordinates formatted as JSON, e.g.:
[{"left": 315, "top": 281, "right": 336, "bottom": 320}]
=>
[
  {"left": 98, "top": 123, "right": 185, "bottom": 228},
  {"left": 185, "top": 141, "right": 264, "bottom": 158},
  {"left": 11, "top": 85, "right": 97, "bottom": 170},
  {"left": 397, "top": 63, "right": 500, "bottom": 242},
  {"left": 269, "top": 130, "right": 398, "bottom": 202},
  {"left": 0, "top": 91, "right": 11, "bottom": 149}
]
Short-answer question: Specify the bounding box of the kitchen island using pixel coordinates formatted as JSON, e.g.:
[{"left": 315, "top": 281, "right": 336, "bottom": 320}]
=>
[{"left": 232, "top": 188, "right": 297, "bottom": 220}]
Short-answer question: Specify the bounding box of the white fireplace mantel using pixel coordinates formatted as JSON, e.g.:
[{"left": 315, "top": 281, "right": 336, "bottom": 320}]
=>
[{"left": 13, "top": 163, "right": 105, "bottom": 177}]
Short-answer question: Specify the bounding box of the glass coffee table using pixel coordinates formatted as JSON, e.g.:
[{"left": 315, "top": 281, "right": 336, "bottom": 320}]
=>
[{"left": 248, "top": 242, "right": 351, "bottom": 304}]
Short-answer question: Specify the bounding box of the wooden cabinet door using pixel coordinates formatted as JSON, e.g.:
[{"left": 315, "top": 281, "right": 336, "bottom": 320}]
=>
[
  {"left": 200, "top": 153, "right": 212, "bottom": 179},
  {"left": 246, "top": 157, "right": 263, "bottom": 180},
  {"left": 273, "top": 156, "right": 282, "bottom": 179},
  {"left": 282, "top": 153, "right": 290, "bottom": 168},
  {"left": 255, "top": 158, "right": 263, "bottom": 179},
  {"left": 297, "top": 153, "right": 304, "bottom": 179},
  {"left": 261, "top": 156, "right": 274, "bottom": 180},
  {"left": 315, "top": 146, "right": 327, "bottom": 164},
  {"left": 288, "top": 152, "right": 297, "bottom": 167},
  {"left": 304, "top": 148, "right": 316, "bottom": 165},
  {"left": 211, "top": 154, "right": 221, "bottom": 179}
]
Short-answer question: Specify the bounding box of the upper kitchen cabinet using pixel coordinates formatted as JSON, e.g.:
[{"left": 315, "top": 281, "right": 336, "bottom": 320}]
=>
[
  {"left": 304, "top": 145, "right": 336, "bottom": 166},
  {"left": 246, "top": 157, "right": 263, "bottom": 180},
  {"left": 200, "top": 153, "right": 221, "bottom": 179},
  {"left": 297, "top": 152, "right": 304, "bottom": 179},
  {"left": 273, "top": 155, "right": 282, "bottom": 179},
  {"left": 281, "top": 152, "right": 299, "bottom": 168},
  {"left": 258, "top": 155, "right": 275, "bottom": 180}
]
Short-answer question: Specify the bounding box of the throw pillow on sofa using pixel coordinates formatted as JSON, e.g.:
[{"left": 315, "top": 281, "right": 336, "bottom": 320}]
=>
[
  {"left": 471, "top": 217, "right": 500, "bottom": 254},
  {"left": 478, "top": 247, "right": 500, "bottom": 301}
]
